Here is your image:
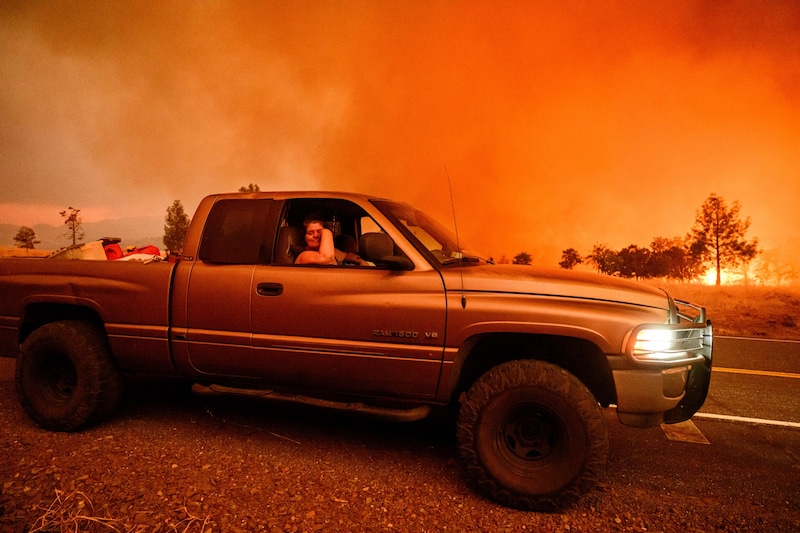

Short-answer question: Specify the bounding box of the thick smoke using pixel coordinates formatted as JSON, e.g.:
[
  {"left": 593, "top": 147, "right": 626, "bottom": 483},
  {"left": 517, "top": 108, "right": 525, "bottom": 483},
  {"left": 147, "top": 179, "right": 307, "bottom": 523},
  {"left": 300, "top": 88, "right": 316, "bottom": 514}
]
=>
[{"left": 1, "top": 1, "right": 799, "bottom": 263}]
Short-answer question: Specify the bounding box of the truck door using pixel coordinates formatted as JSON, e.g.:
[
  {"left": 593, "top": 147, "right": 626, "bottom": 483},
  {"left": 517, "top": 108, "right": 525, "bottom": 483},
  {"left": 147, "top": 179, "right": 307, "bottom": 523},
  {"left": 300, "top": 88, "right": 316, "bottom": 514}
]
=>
[
  {"left": 179, "top": 199, "right": 274, "bottom": 377},
  {"left": 249, "top": 264, "right": 447, "bottom": 399},
  {"left": 248, "top": 199, "right": 448, "bottom": 400}
]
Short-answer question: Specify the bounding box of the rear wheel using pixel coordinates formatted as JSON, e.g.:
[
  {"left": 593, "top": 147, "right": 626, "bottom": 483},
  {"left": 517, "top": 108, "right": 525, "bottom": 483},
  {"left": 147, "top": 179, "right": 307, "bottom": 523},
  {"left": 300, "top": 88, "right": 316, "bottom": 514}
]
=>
[
  {"left": 457, "top": 360, "right": 608, "bottom": 511},
  {"left": 16, "top": 320, "right": 123, "bottom": 431}
]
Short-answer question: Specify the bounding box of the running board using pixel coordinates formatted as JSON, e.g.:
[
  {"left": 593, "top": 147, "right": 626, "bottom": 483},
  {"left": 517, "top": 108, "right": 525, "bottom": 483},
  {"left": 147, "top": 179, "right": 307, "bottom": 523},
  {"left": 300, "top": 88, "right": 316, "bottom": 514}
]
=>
[{"left": 191, "top": 383, "right": 432, "bottom": 423}]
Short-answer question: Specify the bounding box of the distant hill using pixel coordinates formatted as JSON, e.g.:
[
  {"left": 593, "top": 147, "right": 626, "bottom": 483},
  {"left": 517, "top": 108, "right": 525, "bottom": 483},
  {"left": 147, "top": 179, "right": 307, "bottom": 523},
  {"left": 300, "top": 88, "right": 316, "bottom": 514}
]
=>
[{"left": 0, "top": 215, "right": 164, "bottom": 253}]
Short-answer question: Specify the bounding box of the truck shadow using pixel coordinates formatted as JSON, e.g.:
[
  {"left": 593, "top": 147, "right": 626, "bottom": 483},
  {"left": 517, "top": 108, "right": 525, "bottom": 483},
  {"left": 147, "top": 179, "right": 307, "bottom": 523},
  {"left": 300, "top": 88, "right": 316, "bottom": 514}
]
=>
[{"left": 118, "top": 376, "right": 460, "bottom": 462}]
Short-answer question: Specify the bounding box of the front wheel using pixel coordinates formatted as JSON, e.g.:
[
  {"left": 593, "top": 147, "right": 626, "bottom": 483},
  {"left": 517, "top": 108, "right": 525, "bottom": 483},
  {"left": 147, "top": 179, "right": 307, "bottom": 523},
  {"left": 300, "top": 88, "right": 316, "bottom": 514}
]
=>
[
  {"left": 457, "top": 360, "right": 608, "bottom": 511},
  {"left": 15, "top": 320, "right": 123, "bottom": 432}
]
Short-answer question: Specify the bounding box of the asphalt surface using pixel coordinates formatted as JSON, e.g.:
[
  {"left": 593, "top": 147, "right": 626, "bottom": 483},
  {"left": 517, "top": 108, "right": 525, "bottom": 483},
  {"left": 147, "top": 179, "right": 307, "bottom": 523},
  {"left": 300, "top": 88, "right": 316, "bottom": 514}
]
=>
[{"left": 703, "top": 336, "right": 800, "bottom": 424}]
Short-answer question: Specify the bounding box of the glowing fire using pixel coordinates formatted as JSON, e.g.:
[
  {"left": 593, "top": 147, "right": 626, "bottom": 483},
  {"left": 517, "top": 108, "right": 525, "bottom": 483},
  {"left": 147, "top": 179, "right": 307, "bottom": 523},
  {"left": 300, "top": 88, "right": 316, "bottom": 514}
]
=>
[{"left": 702, "top": 267, "right": 741, "bottom": 285}]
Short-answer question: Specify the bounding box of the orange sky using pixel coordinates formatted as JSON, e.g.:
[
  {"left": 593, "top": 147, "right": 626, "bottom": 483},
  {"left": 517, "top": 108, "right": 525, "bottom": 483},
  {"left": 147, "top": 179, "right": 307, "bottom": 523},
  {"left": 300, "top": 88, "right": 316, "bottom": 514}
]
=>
[{"left": 2, "top": 1, "right": 799, "bottom": 265}]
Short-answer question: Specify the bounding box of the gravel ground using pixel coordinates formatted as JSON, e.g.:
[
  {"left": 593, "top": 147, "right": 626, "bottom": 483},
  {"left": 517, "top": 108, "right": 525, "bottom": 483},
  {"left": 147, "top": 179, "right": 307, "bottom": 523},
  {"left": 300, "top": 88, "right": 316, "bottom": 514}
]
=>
[{"left": 1, "top": 357, "right": 798, "bottom": 533}]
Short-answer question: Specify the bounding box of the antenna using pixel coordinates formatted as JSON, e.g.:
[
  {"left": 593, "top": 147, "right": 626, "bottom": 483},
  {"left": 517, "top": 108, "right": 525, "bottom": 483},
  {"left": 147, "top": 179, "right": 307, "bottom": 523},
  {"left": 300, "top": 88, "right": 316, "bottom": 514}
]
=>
[{"left": 444, "top": 165, "right": 467, "bottom": 309}]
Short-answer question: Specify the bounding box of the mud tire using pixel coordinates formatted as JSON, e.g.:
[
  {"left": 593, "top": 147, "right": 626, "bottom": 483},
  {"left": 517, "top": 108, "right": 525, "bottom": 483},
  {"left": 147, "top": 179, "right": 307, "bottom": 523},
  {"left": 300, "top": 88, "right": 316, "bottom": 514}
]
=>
[
  {"left": 15, "top": 320, "right": 123, "bottom": 431},
  {"left": 457, "top": 359, "right": 608, "bottom": 511}
]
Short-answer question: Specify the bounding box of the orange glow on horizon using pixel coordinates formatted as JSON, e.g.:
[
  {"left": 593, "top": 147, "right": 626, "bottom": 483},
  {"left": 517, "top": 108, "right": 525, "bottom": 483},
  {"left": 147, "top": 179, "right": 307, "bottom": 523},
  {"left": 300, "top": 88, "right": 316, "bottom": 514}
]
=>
[
  {"left": 701, "top": 268, "right": 740, "bottom": 286},
  {"left": 0, "top": 203, "right": 139, "bottom": 227}
]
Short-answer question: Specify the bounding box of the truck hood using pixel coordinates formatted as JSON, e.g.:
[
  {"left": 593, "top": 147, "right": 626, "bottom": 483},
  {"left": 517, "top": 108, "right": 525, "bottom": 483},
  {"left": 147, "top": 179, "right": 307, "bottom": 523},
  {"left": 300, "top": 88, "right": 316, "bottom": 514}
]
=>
[{"left": 448, "top": 264, "right": 669, "bottom": 310}]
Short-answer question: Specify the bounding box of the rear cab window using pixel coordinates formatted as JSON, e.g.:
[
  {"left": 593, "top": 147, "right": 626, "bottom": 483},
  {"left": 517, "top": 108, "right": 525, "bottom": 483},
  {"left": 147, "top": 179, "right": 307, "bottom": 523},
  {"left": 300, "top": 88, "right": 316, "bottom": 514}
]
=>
[{"left": 198, "top": 199, "right": 274, "bottom": 264}]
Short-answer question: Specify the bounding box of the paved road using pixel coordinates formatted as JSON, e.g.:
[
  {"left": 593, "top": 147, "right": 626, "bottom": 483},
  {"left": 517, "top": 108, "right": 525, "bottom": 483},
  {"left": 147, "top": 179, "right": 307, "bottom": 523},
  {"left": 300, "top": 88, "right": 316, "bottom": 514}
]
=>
[
  {"left": 712, "top": 336, "right": 800, "bottom": 374},
  {"left": 701, "top": 336, "right": 800, "bottom": 424}
]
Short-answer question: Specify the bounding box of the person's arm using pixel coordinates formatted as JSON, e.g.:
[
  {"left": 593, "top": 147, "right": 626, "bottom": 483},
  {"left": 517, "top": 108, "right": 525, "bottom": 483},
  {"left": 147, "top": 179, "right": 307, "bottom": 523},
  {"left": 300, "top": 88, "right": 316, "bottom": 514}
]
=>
[
  {"left": 295, "top": 228, "right": 336, "bottom": 265},
  {"left": 343, "top": 252, "right": 374, "bottom": 266}
]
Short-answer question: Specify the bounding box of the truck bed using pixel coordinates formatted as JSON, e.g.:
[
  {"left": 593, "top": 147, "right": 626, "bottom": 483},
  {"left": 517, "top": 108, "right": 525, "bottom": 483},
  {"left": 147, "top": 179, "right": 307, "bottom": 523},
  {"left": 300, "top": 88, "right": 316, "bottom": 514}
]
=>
[{"left": 0, "top": 258, "right": 176, "bottom": 373}]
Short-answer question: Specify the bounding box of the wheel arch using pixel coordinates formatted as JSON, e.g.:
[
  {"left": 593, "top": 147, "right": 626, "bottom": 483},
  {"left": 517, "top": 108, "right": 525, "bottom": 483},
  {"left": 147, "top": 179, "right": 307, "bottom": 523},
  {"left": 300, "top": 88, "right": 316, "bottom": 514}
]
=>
[
  {"left": 451, "top": 333, "right": 616, "bottom": 407},
  {"left": 19, "top": 302, "right": 106, "bottom": 346}
]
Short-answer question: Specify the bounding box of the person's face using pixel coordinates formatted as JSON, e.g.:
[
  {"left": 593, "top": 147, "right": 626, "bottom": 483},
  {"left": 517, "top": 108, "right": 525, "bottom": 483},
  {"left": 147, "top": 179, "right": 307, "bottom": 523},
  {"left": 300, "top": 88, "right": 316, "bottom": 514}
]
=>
[{"left": 305, "top": 221, "right": 324, "bottom": 250}]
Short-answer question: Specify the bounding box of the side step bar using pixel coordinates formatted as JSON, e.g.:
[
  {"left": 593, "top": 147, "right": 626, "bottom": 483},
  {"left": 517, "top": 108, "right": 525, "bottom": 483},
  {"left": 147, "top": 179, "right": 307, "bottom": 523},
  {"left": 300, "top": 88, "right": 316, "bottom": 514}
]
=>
[{"left": 191, "top": 383, "right": 432, "bottom": 423}]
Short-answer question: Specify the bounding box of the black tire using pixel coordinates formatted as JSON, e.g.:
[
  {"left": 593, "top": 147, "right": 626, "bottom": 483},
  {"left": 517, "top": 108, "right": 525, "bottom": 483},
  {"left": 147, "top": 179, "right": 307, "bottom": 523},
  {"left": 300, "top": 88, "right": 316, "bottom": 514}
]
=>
[
  {"left": 15, "top": 320, "right": 123, "bottom": 432},
  {"left": 457, "top": 360, "right": 608, "bottom": 511}
]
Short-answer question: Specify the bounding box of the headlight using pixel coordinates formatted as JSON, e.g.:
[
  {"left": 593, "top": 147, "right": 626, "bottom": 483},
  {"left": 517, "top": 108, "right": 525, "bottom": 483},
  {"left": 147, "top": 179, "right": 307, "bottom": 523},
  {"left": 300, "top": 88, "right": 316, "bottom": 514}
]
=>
[
  {"left": 634, "top": 329, "right": 679, "bottom": 354},
  {"left": 629, "top": 325, "right": 706, "bottom": 363}
]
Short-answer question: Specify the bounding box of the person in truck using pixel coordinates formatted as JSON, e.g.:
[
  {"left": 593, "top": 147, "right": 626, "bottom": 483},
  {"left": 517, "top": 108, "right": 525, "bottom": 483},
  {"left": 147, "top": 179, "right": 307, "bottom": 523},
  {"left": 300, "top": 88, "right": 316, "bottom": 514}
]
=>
[
  {"left": 294, "top": 214, "right": 335, "bottom": 265},
  {"left": 294, "top": 214, "right": 371, "bottom": 266}
]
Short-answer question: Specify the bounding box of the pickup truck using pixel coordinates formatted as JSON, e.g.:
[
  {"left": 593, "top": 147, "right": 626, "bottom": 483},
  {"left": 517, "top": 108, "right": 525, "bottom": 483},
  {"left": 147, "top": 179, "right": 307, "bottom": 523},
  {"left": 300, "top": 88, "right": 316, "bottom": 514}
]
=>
[{"left": 0, "top": 191, "right": 712, "bottom": 511}]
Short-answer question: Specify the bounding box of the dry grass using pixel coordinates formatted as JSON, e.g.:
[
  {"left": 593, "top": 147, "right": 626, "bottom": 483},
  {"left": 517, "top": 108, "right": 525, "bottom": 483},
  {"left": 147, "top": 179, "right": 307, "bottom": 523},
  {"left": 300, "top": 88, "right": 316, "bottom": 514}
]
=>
[
  {"left": 0, "top": 246, "right": 51, "bottom": 258},
  {"left": 28, "top": 490, "right": 213, "bottom": 533},
  {"left": 28, "top": 491, "right": 126, "bottom": 533},
  {"left": 643, "top": 281, "right": 800, "bottom": 340}
]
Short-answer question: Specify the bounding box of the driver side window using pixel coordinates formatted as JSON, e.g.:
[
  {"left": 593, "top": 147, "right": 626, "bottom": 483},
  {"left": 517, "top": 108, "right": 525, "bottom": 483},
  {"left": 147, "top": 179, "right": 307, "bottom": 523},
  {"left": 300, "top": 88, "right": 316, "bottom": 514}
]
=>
[{"left": 272, "top": 199, "right": 410, "bottom": 269}]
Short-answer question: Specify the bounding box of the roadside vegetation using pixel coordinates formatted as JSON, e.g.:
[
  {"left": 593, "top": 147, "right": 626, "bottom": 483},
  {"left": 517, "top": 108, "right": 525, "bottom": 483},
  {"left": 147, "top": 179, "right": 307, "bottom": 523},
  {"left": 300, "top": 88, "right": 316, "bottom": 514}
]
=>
[
  {"left": 557, "top": 193, "right": 763, "bottom": 285},
  {"left": 646, "top": 280, "right": 800, "bottom": 341}
]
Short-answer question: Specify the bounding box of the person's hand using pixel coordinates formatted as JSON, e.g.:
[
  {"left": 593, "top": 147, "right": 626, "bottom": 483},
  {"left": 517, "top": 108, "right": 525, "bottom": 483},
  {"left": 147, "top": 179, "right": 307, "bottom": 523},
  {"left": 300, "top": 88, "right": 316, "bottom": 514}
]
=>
[{"left": 345, "top": 252, "right": 374, "bottom": 266}]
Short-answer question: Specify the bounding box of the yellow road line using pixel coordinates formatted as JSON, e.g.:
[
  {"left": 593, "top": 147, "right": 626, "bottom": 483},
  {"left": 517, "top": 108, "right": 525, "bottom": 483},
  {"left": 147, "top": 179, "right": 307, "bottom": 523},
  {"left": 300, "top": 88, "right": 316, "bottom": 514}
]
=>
[{"left": 713, "top": 367, "right": 800, "bottom": 379}]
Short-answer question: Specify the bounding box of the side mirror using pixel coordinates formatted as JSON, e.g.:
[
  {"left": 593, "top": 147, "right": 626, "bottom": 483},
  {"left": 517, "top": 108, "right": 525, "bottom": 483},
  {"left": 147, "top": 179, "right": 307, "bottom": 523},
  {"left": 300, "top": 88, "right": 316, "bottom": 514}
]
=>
[{"left": 382, "top": 255, "right": 415, "bottom": 271}]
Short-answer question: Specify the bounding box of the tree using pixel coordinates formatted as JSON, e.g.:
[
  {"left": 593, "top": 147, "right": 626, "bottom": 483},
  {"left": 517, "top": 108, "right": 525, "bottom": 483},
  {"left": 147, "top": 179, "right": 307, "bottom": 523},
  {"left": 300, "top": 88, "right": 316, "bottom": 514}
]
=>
[
  {"left": 648, "top": 236, "right": 704, "bottom": 282},
  {"left": 559, "top": 248, "right": 583, "bottom": 269},
  {"left": 14, "top": 226, "right": 40, "bottom": 252},
  {"left": 616, "top": 244, "right": 651, "bottom": 279},
  {"left": 163, "top": 200, "right": 191, "bottom": 253},
  {"left": 60, "top": 207, "right": 84, "bottom": 246},
  {"left": 239, "top": 183, "right": 260, "bottom": 192},
  {"left": 648, "top": 237, "right": 679, "bottom": 279},
  {"left": 513, "top": 251, "right": 532, "bottom": 265},
  {"left": 587, "top": 243, "right": 619, "bottom": 276},
  {"left": 686, "top": 193, "right": 759, "bottom": 286},
  {"left": 752, "top": 248, "right": 798, "bottom": 286}
]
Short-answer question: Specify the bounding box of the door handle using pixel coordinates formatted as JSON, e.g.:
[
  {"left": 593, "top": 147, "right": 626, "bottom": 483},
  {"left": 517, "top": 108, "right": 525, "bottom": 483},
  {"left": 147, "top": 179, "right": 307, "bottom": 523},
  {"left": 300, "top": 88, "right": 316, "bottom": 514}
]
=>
[{"left": 256, "top": 282, "right": 283, "bottom": 296}]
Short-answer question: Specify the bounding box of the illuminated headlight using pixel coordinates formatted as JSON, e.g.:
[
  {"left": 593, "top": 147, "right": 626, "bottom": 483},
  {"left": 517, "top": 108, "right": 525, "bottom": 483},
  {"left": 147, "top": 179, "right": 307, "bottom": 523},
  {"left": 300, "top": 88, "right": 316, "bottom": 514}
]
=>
[
  {"left": 635, "top": 329, "right": 678, "bottom": 353},
  {"left": 629, "top": 326, "right": 705, "bottom": 363}
]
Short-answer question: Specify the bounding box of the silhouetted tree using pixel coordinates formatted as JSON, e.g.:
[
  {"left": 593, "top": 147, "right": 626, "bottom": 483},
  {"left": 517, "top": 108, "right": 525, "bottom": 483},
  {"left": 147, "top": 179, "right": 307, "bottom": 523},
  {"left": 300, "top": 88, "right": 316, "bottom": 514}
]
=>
[
  {"left": 513, "top": 252, "right": 532, "bottom": 265},
  {"left": 163, "top": 200, "right": 191, "bottom": 253},
  {"left": 617, "top": 244, "right": 651, "bottom": 279},
  {"left": 648, "top": 237, "right": 679, "bottom": 279},
  {"left": 60, "top": 207, "right": 84, "bottom": 246},
  {"left": 14, "top": 226, "right": 40, "bottom": 251},
  {"left": 587, "top": 243, "right": 619, "bottom": 275},
  {"left": 559, "top": 248, "right": 583, "bottom": 269},
  {"left": 647, "top": 237, "right": 704, "bottom": 282},
  {"left": 681, "top": 245, "right": 707, "bottom": 281},
  {"left": 239, "top": 183, "right": 260, "bottom": 192},
  {"left": 686, "top": 193, "right": 759, "bottom": 286}
]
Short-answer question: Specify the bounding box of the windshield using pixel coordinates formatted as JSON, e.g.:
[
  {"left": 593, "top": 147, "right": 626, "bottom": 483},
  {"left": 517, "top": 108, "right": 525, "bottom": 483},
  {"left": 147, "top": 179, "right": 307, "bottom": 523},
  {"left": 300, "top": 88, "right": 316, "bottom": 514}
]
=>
[{"left": 372, "top": 200, "right": 489, "bottom": 265}]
